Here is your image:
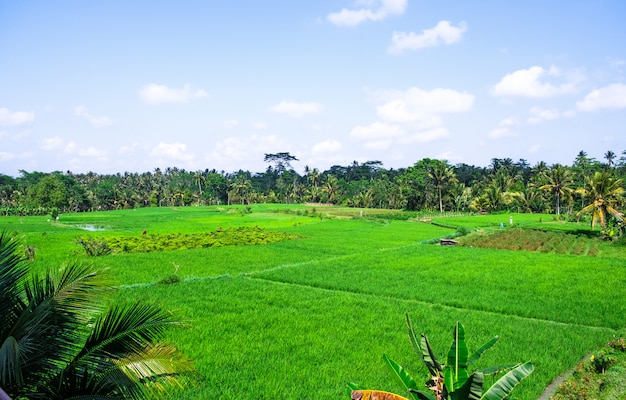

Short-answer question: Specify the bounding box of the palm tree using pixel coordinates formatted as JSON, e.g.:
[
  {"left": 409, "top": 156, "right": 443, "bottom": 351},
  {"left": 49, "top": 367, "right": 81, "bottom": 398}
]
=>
[
  {"left": 539, "top": 164, "right": 574, "bottom": 215},
  {"left": 194, "top": 170, "right": 205, "bottom": 205},
  {"left": 576, "top": 171, "right": 624, "bottom": 230},
  {"left": 0, "top": 232, "right": 194, "bottom": 399},
  {"left": 604, "top": 150, "right": 616, "bottom": 169},
  {"left": 428, "top": 161, "right": 458, "bottom": 212},
  {"left": 322, "top": 175, "right": 339, "bottom": 204},
  {"left": 307, "top": 168, "right": 320, "bottom": 189}
]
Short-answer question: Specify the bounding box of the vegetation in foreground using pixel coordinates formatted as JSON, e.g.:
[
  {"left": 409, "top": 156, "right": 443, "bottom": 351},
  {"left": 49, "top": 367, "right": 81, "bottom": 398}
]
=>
[
  {"left": 350, "top": 316, "right": 533, "bottom": 400},
  {"left": 552, "top": 338, "right": 626, "bottom": 399},
  {"left": 0, "top": 231, "right": 195, "bottom": 400},
  {"left": 1, "top": 205, "right": 625, "bottom": 399}
]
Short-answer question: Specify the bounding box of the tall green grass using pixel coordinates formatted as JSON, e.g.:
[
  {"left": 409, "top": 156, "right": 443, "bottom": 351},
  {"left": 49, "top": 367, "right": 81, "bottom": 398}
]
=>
[{"left": 2, "top": 205, "right": 625, "bottom": 399}]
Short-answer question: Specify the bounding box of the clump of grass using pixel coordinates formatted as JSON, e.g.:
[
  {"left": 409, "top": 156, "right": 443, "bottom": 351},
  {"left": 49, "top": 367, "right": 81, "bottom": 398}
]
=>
[
  {"left": 87, "top": 226, "right": 299, "bottom": 254},
  {"left": 24, "top": 245, "right": 36, "bottom": 261},
  {"left": 75, "top": 237, "right": 112, "bottom": 256},
  {"left": 458, "top": 228, "right": 601, "bottom": 256},
  {"left": 159, "top": 263, "right": 182, "bottom": 285}
]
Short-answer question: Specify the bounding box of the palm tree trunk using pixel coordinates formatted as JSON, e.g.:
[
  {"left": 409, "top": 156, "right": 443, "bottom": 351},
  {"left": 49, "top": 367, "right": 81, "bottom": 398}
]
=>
[{"left": 439, "top": 186, "right": 443, "bottom": 212}]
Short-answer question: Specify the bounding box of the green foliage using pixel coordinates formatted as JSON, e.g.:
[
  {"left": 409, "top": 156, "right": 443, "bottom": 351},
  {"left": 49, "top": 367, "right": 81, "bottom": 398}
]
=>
[
  {"left": 459, "top": 228, "right": 601, "bottom": 255},
  {"left": 0, "top": 231, "right": 195, "bottom": 399},
  {"left": 76, "top": 236, "right": 112, "bottom": 256},
  {"left": 590, "top": 351, "right": 616, "bottom": 374},
  {"left": 6, "top": 206, "right": 626, "bottom": 399},
  {"left": 87, "top": 226, "right": 299, "bottom": 254},
  {"left": 350, "top": 317, "right": 533, "bottom": 400},
  {"left": 554, "top": 339, "right": 626, "bottom": 400}
]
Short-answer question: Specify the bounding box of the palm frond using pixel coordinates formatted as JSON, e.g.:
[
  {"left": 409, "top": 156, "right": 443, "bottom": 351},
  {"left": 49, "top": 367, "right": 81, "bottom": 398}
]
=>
[
  {"left": 76, "top": 302, "right": 181, "bottom": 366},
  {"left": 8, "top": 264, "right": 106, "bottom": 390},
  {"left": 0, "top": 232, "right": 28, "bottom": 336},
  {"left": 0, "top": 336, "right": 22, "bottom": 389}
]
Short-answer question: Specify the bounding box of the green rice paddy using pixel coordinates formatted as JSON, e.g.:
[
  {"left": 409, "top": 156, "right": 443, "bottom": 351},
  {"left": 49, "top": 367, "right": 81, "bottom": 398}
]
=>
[{"left": 2, "top": 205, "right": 625, "bottom": 399}]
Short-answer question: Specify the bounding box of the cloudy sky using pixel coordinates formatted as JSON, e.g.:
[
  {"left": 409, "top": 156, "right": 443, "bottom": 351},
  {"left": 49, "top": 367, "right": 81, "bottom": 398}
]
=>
[{"left": 1, "top": 0, "right": 625, "bottom": 176}]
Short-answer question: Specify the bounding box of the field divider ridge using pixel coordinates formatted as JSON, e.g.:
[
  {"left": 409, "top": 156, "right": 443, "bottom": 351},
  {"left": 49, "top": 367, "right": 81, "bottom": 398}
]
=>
[{"left": 247, "top": 275, "right": 619, "bottom": 333}]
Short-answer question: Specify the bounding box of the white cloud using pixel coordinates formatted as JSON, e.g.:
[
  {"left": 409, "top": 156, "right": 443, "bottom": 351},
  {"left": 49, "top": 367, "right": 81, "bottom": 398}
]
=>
[
  {"left": 312, "top": 139, "right": 342, "bottom": 154},
  {"left": 78, "top": 146, "right": 108, "bottom": 158},
  {"left": 150, "top": 142, "right": 195, "bottom": 161},
  {"left": 0, "top": 152, "right": 15, "bottom": 162},
  {"left": 436, "top": 151, "right": 462, "bottom": 163},
  {"left": 492, "top": 66, "right": 579, "bottom": 98},
  {"left": 576, "top": 83, "right": 626, "bottom": 111},
  {"left": 119, "top": 142, "right": 140, "bottom": 155},
  {"left": 527, "top": 106, "right": 560, "bottom": 124},
  {"left": 208, "top": 134, "right": 287, "bottom": 169},
  {"left": 327, "top": 0, "right": 407, "bottom": 27},
  {"left": 139, "top": 84, "right": 208, "bottom": 105},
  {"left": 388, "top": 21, "right": 467, "bottom": 54},
  {"left": 350, "top": 121, "right": 404, "bottom": 140},
  {"left": 376, "top": 87, "right": 474, "bottom": 124},
  {"left": 402, "top": 127, "right": 449, "bottom": 143},
  {"left": 489, "top": 117, "right": 519, "bottom": 138},
  {"left": 0, "top": 108, "right": 34, "bottom": 126},
  {"left": 75, "top": 105, "right": 114, "bottom": 128},
  {"left": 40, "top": 136, "right": 64, "bottom": 150},
  {"left": 222, "top": 119, "right": 240, "bottom": 129},
  {"left": 350, "top": 86, "right": 473, "bottom": 149},
  {"left": 269, "top": 101, "right": 323, "bottom": 118},
  {"left": 250, "top": 121, "right": 268, "bottom": 130},
  {"left": 64, "top": 141, "right": 77, "bottom": 154},
  {"left": 364, "top": 139, "right": 393, "bottom": 150}
]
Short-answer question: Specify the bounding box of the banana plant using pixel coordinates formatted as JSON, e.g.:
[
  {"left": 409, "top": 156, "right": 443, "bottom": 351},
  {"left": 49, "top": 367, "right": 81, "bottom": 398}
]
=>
[{"left": 349, "top": 315, "right": 534, "bottom": 400}]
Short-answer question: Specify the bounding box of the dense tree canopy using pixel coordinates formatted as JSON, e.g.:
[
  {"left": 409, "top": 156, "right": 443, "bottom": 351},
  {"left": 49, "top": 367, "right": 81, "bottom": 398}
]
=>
[{"left": 1, "top": 150, "right": 625, "bottom": 235}]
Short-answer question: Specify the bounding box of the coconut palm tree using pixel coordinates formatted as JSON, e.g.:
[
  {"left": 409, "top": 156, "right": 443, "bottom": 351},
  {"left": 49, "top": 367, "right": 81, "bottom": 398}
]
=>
[
  {"left": 194, "top": 170, "right": 205, "bottom": 204},
  {"left": 604, "top": 150, "right": 616, "bottom": 169},
  {"left": 322, "top": 175, "right": 340, "bottom": 204},
  {"left": 0, "top": 232, "right": 194, "bottom": 399},
  {"left": 539, "top": 164, "right": 574, "bottom": 215},
  {"left": 427, "top": 161, "right": 458, "bottom": 212},
  {"left": 576, "top": 171, "right": 624, "bottom": 230}
]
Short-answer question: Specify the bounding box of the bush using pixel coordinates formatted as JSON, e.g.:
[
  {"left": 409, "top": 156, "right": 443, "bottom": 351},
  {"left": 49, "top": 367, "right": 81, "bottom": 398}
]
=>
[
  {"left": 590, "top": 351, "right": 616, "bottom": 374},
  {"left": 75, "top": 237, "right": 112, "bottom": 257}
]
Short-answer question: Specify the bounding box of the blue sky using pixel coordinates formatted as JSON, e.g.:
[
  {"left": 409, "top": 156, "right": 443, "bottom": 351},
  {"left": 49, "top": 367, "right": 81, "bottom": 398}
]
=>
[{"left": 1, "top": 0, "right": 625, "bottom": 176}]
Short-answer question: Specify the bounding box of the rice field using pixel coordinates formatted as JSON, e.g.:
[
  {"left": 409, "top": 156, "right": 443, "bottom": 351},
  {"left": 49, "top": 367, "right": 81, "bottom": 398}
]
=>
[{"left": 2, "top": 206, "right": 625, "bottom": 399}]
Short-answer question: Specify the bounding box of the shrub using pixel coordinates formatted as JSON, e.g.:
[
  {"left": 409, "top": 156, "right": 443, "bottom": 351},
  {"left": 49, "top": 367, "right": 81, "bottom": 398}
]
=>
[
  {"left": 75, "top": 237, "right": 112, "bottom": 257},
  {"left": 590, "top": 351, "right": 616, "bottom": 374},
  {"left": 349, "top": 317, "right": 533, "bottom": 400}
]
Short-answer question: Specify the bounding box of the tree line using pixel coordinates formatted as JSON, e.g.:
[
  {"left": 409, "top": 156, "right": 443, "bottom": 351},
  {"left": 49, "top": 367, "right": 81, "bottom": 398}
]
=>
[{"left": 1, "top": 150, "right": 624, "bottom": 232}]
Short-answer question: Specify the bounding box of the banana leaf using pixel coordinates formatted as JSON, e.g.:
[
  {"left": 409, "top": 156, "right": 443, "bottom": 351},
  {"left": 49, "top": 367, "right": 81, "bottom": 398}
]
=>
[
  {"left": 444, "top": 322, "right": 469, "bottom": 391},
  {"left": 383, "top": 354, "right": 432, "bottom": 400},
  {"left": 480, "top": 361, "right": 534, "bottom": 400},
  {"left": 467, "top": 336, "right": 498, "bottom": 366},
  {"left": 405, "top": 314, "right": 442, "bottom": 377}
]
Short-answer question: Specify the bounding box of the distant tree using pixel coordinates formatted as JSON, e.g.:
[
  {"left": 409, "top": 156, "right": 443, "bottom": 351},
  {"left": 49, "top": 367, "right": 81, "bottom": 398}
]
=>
[
  {"left": 576, "top": 171, "right": 624, "bottom": 230},
  {"left": 322, "top": 175, "right": 340, "bottom": 204},
  {"left": 263, "top": 152, "right": 298, "bottom": 174},
  {"left": 229, "top": 173, "right": 253, "bottom": 205},
  {"left": 24, "top": 174, "right": 68, "bottom": 210},
  {"left": 605, "top": 150, "right": 617, "bottom": 169},
  {"left": 427, "top": 160, "right": 458, "bottom": 212},
  {"left": 0, "top": 175, "right": 17, "bottom": 207},
  {"left": 539, "top": 164, "right": 574, "bottom": 215}
]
